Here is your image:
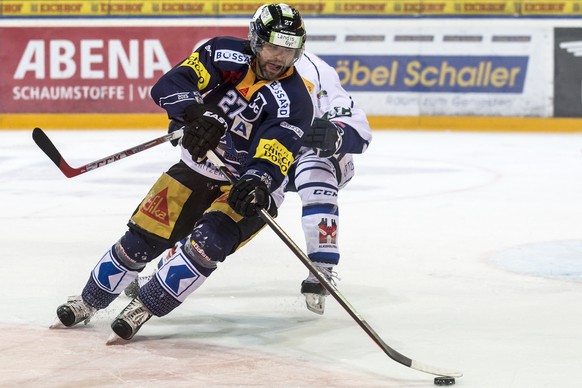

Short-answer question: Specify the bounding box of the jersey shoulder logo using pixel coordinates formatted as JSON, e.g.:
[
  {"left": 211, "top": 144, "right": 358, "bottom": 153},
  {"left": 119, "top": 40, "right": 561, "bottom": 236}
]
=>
[
  {"left": 180, "top": 52, "right": 210, "bottom": 90},
  {"left": 267, "top": 81, "right": 290, "bottom": 118},
  {"left": 214, "top": 49, "right": 249, "bottom": 64}
]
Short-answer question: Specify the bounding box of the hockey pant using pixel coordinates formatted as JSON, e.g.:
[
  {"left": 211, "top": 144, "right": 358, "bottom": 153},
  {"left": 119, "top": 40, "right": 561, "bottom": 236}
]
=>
[
  {"left": 284, "top": 151, "right": 355, "bottom": 266},
  {"left": 81, "top": 160, "right": 277, "bottom": 316}
]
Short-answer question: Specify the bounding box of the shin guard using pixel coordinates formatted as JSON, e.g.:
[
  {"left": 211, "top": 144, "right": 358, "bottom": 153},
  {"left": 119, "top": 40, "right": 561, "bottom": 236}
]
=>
[
  {"left": 82, "top": 247, "right": 140, "bottom": 309},
  {"left": 139, "top": 243, "right": 214, "bottom": 316}
]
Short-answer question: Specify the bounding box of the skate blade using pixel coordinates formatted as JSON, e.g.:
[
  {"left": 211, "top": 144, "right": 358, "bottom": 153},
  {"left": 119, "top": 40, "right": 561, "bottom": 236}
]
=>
[
  {"left": 49, "top": 317, "right": 67, "bottom": 329},
  {"left": 304, "top": 294, "right": 325, "bottom": 315},
  {"left": 106, "top": 332, "right": 129, "bottom": 346}
]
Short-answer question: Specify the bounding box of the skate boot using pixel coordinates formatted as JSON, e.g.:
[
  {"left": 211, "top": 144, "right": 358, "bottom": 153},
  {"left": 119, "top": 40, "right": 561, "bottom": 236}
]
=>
[
  {"left": 300, "top": 264, "right": 338, "bottom": 315},
  {"left": 51, "top": 295, "right": 97, "bottom": 328},
  {"left": 108, "top": 297, "right": 153, "bottom": 342}
]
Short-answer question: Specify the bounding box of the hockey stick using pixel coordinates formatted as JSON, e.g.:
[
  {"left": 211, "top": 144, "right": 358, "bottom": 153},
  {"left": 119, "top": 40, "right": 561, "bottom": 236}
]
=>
[
  {"left": 32, "top": 127, "right": 183, "bottom": 178},
  {"left": 205, "top": 150, "right": 462, "bottom": 379}
]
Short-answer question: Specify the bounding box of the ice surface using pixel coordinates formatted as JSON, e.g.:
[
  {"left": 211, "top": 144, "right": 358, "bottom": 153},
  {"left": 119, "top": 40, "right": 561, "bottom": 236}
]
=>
[{"left": 1, "top": 129, "right": 582, "bottom": 387}]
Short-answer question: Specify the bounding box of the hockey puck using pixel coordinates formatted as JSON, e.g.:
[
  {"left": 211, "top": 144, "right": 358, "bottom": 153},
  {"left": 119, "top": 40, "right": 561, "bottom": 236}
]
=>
[{"left": 434, "top": 376, "right": 455, "bottom": 386}]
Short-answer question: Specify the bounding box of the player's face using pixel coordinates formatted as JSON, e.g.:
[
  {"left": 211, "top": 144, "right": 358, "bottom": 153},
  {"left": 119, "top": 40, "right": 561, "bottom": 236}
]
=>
[{"left": 255, "top": 43, "right": 297, "bottom": 80}]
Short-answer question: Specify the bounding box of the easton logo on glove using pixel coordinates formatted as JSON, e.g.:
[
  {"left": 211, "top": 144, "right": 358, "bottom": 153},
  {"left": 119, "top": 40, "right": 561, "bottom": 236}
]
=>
[{"left": 202, "top": 111, "right": 228, "bottom": 131}]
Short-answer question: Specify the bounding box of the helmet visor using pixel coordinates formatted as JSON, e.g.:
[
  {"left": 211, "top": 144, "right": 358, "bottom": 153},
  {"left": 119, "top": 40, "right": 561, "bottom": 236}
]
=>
[{"left": 252, "top": 33, "right": 304, "bottom": 67}]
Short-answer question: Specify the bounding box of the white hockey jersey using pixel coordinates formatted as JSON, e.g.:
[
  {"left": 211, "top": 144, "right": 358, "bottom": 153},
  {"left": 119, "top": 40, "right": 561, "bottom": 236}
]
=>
[{"left": 296, "top": 52, "right": 372, "bottom": 154}]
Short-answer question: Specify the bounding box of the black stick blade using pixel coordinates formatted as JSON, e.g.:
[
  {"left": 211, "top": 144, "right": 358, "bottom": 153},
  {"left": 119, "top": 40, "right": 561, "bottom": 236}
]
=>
[
  {"left": 32, "top": 127, "right": 79, "bottom": 177},
  {"left": 32, "top": 127, "right": 63, "bottom": 167}
]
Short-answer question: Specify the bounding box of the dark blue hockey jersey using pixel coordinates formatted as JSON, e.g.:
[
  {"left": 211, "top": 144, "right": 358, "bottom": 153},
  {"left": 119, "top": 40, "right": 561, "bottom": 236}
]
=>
[{"left": 151, "top": 36, "right": 314, "bottom": 193}]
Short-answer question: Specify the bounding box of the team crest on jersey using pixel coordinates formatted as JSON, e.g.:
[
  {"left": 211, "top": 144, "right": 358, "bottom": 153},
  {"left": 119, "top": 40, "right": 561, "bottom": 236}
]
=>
[
  {"left": 180, "top": 52, "right": 210, "bottom": 90},
  {"left": 241, "top": 93, "right": 267, "bottom": 121},
  {"left": 254, "top": 138, "right": 294, "bottom": 174},
  {"left": 323, "top": 106, "right": 352, "bottom": 119},
  {"left": 267, "top": 81, "right": 290, "bottom": 118}
]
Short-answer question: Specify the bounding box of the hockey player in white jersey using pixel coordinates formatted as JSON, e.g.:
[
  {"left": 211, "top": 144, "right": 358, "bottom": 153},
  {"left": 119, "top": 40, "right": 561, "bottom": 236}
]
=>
[
  {"left": 286, "top": 52, "right": 372, "bottom": 314},
  {"left": 126, "top": 50, "right": 372, "bottom": 315}
]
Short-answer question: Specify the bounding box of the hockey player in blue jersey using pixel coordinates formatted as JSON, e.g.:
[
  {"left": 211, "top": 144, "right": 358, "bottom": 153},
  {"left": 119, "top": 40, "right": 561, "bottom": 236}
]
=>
[
  {"left": 50, "top": 3, "right": 313, "bottom": 342},
  {"left": 125, "top": 49, "right": 372, "bottom": 315}
]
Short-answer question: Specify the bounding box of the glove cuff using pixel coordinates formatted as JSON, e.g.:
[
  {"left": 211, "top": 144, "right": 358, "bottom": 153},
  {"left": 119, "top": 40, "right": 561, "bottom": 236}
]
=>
[
  {"left": 327, "top": 120, "right": 344, "bottom": 155},
  {"left": 241, "top": 169, "right": 273, "bottom": 191}
]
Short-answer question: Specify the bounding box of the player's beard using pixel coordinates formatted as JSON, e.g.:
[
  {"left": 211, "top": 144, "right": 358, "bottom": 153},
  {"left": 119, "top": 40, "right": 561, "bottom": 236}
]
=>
[{"left": 255, "top": 59, "right": 287, "bottom": 81}]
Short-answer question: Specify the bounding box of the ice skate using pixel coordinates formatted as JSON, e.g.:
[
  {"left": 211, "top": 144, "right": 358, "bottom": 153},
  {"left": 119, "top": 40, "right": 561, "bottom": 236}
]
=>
[
  {"left": 50, "top": 295, "right": 97, "bottom": 328},
  {"left": 301, "top": 265, "right": 337, "bottom": 315},
  {"left": 108, "top": 297, "right": 152, "bottom": 343}
]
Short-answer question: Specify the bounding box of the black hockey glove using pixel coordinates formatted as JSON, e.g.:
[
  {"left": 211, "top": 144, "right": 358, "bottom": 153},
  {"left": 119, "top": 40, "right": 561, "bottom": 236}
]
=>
[
  {"left": 167, "top": 120, "right": 182, "bottom": 146},
  {"left": 303, "top": 117, "right": 343, "bottom": 158},
  {"left": 227, "top": 174, "right": 271, "bottom": 217},
  {"left": 182, "top": 104, "right": 228, "bottom": 161}
]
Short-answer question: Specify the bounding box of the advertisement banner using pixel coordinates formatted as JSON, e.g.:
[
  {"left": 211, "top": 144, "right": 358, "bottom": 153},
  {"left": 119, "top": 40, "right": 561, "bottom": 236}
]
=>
[
  {"left": 4, "top": 1, "right": 582, "bottom": 17},
  {"left": 0, "top": 26, "right": 247, "bottom": 114},
  {"left": 521, "top": 1, "right": 582, "bottom": 15},
  {"left": 554, "top": 28, "right": 582, "bottom": 117},
  {"left": 319, "top": 55, "right": 528, "bottom": 93},
  {"left": 0, "top": 19, "right": 559, "bottom": 121},
  {"left": 305, "top": 20, "right": 549, "bottom": 116},
  {"left": 0, "top": 1, "right": 215, "bottom": 16},
  {"left": 0, "top": 1, "right": 333, "bottom": 17},
  {"left": 453, "top": 1, "right": 515, "bottom": 15}
]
